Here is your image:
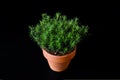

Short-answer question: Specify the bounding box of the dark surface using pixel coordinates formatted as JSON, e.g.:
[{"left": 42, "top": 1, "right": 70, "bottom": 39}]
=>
[{"left": 0, "top": 0, "right": 120, "bottom": 80}]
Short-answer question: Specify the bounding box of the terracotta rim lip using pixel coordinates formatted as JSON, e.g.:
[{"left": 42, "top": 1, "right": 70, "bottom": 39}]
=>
[{"left": 42, "top": 47, "right": 76, "bottom": 58}]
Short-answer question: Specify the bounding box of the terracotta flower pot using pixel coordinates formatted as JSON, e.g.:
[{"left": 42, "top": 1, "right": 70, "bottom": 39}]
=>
[{"left": 42, "top": 47, "right": 76, "bottom": 72}]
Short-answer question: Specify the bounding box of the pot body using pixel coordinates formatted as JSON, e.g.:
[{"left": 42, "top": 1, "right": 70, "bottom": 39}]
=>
[{"left": 42, "top": 48, "right": 76, "bottom": 72}]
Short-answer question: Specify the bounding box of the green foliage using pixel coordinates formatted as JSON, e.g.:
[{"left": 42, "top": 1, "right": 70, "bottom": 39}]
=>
[{"left": 29, "top": 12, "right": 88, "bottom": 55}]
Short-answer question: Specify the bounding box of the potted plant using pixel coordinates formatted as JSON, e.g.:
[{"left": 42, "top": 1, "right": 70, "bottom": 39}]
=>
[{"left": 29, "top": 12, "right": 88, "bottom": 72}]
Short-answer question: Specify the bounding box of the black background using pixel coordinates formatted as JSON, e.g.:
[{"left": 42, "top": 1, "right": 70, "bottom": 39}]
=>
[{"left": 0, "top": 0, "right": 120, "bottom": 80}]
